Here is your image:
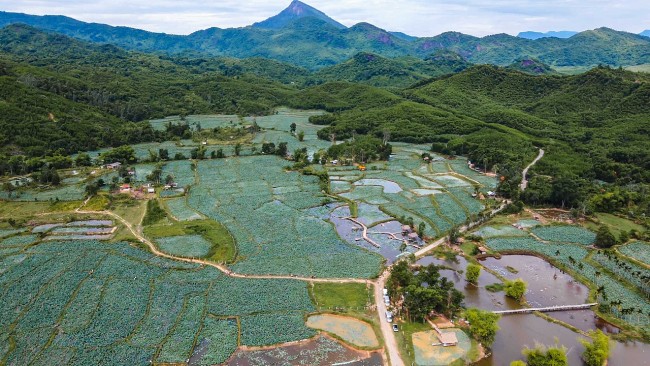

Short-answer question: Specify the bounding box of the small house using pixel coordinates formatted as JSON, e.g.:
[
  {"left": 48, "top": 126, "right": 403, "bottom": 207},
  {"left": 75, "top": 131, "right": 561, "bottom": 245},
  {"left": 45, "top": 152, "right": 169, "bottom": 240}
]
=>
[
  {"left": 105, "top": 162, "right": 122, "bottom": 170},
  {"left": 407, "top": 232, "right": 419, "bottom": 242},
  {"left": 147, "top": 187, "right": 155, "bottom": 194},
  {"left": 477, "top": 246, "right": 488, "bottom": 255},
  {"left": 401, "top": 225, "right": 412, "bottom": 234},
  {"left": 433, "top": 324, "right": 458, "bottom": 347},
  {"left": 120, "top": 184, "right": 131, "bottom": 193}
]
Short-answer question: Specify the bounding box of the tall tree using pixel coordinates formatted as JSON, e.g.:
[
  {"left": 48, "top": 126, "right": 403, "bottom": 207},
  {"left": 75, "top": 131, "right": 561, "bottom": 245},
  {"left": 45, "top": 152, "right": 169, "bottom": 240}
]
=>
[{"left": 465, "top": 308, "right": 500, "bottom": 348}]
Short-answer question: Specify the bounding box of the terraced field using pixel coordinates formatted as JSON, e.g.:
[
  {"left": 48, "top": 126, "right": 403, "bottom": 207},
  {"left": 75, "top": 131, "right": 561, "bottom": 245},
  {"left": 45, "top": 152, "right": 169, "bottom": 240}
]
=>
[
  {"left": 187, "top": 156, "right": 384, "bottom": 278},
  {"left": 0, "top": 240, "right": 315, "bottom": 365},
  {"left": 484, "top": 232, "right": 650, "bottom": 326}
]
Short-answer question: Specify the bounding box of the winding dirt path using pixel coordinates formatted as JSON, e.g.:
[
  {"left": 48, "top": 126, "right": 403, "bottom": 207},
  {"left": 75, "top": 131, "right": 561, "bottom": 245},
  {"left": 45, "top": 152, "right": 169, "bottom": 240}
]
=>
[
  {"left": 520, "top": 148, "right": 545, "bottom": 191},
  {"left": 77, "top": 210, "right": 367, "bottom": 284}
]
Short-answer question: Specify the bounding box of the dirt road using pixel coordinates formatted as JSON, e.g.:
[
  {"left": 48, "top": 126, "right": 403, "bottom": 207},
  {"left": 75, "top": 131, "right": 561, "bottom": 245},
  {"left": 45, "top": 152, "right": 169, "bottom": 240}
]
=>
[
  {"left": 520, "top": 148, "right": 545, "bottom": 191},
  {"left": 77, "top": 209, "right": 368, "bottom": 284}
]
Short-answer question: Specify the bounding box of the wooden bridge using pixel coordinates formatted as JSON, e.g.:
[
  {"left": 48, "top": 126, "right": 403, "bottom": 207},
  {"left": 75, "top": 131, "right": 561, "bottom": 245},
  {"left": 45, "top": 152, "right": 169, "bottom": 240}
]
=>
[{"left": 493, "top": 303, "right": 597, "bottom": 315}]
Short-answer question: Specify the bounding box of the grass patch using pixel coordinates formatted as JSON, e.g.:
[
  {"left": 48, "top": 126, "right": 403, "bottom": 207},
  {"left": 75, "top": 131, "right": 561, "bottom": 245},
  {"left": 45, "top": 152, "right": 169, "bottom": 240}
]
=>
[
  {"left": 485, "top": 282, "right": 505, "bottom": 292},
  {"left": 585, "top": 213, "right": 644, "bottom": 238},
  {"left": 430, "top": 245, "right": 460, "bottom": 261},
  {"left": 506, "top": 266, "right": 519, "bottom": 274},
  {"left": 142, "top": 199, "right": 168, "bottom": 226},
  {"left": 460, "top": 241, "right": 478, "bottom": 256},
  {"left": 84, "top": 194, "right": 110, "bottom": 211},
  {"left": 110, "top": 198, "right": 147, "bottom": 242},
  {"left": 310, "top": 282, "right": 372, "bottom": 312},
  {"left": 0, "top": 200, "right": 83, "bottom": 218},
  {"left": 144, "top": 219, "right": 236, "bottom": 263},
  {"left": 394, "top": 321, "right": 431, "bottom": 366},
  {"left": 110, "top": 196, "right": 147, "bottom": 225}
]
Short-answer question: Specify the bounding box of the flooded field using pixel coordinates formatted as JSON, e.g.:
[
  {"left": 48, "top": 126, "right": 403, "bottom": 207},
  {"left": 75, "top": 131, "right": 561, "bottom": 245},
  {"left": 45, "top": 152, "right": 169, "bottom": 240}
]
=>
[
  {"left": 225, "top": 335, "right": 383, "bottom": 366},
  {"left": 331, "top": 206, "right": 416, "bottom": 263},
  {"left": 418, "top": 254, "right": 650, "bottom": 365},
  {"left": 306, "top": 314, "right": 379, "bottom": 348}
]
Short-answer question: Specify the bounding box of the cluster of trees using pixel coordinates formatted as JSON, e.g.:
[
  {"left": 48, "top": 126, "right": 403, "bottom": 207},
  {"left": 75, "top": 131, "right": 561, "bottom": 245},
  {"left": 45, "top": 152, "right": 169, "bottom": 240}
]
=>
[
  {"left": 504, "top": 279, "right": 528, "bottom": 302},
  {"left": 465, "top": 308, "right": 500, "bottom": 349},
  {"left": 510, "top": 344, "right": 568, "bottom": 366},
  {"left": 387, "top": 260, "right": 464, "bottom": 322},
  {"left": 261, "top": 142, "right": 289, "bottom": 157},
  {"left": 326, "top": 136, "right": 392, "bottom": 163},
  {"left": 0, "top": 153, "right": 75, "bottom": 176},
  {"left": 509, "top": 330, "right": 611, "bottom": 366},
  {"left": 3, "top": 23, "right": 650, "bottom": 226}
]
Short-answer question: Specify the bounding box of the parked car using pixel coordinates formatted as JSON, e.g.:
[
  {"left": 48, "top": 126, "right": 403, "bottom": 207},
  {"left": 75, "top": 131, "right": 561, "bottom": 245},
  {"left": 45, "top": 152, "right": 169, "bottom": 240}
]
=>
[{"left": 392, "top": 324, "right": 399, "bottom": 332}]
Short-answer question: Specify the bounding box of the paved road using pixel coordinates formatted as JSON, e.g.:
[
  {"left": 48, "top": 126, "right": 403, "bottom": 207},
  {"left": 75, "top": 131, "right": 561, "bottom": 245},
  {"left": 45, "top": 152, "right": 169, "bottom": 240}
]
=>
[
  {"left": 520, "top": 148, "right": 545, "bottom": 191},
  {"left": 374, "top": 270, "right": 404, "bottom": 366}
]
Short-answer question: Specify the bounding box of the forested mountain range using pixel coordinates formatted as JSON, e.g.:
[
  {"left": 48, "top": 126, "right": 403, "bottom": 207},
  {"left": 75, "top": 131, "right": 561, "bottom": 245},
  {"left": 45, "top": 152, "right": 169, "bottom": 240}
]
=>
[
  {"left": 2, "top": 21, "right": 649, "bottom": 201},
  {"left": 1, "top": 1, "right": 649, "bottom": 70}
]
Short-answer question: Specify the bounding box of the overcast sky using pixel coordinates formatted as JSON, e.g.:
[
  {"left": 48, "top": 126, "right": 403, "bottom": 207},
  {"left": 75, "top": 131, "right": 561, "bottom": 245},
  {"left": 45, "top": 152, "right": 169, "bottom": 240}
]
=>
[{"left": 1, "top": 0, "right": 648, "bottom": 37}]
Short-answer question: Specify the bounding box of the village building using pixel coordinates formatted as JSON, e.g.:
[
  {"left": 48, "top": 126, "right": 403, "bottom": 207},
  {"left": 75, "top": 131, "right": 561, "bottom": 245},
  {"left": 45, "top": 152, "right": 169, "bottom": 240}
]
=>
[
  {"left": 432, "top": 324, "right": 458, "bottom": 347},
  {"left": 104, "top": 162, "right": 122, "bottom": 170}
]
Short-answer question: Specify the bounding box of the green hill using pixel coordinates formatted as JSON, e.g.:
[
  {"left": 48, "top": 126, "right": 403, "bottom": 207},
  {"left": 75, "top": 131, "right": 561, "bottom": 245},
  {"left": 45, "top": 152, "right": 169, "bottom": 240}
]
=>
[
  {"left": 2, "top": 8, "right": 649, "bottom": 70},
  {"left": 311, "top": 51, "right": 469, "bottom": 88},
  {"left": 507, "top": 58, "right": 558, "bottom": 75},
  {"left": 406, "top": 65, "right": 650, "bottom": 180},
  {"left": 0, "top": 25, "right": 295, "bottom": 156}
]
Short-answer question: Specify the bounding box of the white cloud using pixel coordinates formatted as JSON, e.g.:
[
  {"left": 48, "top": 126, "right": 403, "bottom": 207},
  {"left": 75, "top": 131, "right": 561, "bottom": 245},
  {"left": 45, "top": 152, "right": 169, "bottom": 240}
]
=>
[{"left": 0, "top": 0, "right": 647, "bottom": 36}]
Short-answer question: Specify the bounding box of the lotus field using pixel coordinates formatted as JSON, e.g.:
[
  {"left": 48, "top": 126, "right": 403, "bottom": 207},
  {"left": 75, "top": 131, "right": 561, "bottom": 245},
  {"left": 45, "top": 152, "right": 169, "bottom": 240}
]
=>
[
  {"left": 531, "top": 225, "right": 596, "bottom": 245},
  {"left": 165, "top": 197, "right": 203, "bottom": 221},
  {"left": 162, "top": 160, "right": 195, "bottom": 188},
  {"left": 187, "top": 156, "right": 383, "bottom": 278},
  {"left": 619, "top": 241, "right": 650, "bottom": 265},
  {"left": 156, "top": 235, "right": 213, "bottom": 258},
  {"left": 0, "top": 239, "right": 317, "bottom": 364},
  {"left": 328, "top": 146, "right": 489, "bottom": 242},
  {"left": 472, "top": 225, "right": 528, "bottom": 238},
  {"left": 591, "top": 252, "right": 650, "bottom": 296},
  {"left": 485, "top": 236, "right": 650, "bottom": 325}
]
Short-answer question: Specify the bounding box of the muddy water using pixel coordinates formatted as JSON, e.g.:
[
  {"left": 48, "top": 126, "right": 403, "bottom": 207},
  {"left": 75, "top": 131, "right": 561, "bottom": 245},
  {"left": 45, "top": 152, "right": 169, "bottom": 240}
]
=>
[
  {"left": 226, "top": 335, "right": 383, "bottom": 366},
  {"left": 480, "top": 255, "right": 613, "bottom": 333},
  {"left": 416, "top": 256, "right": 520, "bottom": 311},
  {"left": 330, "top": 206, "right": 415, "bottom": 263},
  {"left": 417, "top": 254, "right": 650, "bottom": 365}
]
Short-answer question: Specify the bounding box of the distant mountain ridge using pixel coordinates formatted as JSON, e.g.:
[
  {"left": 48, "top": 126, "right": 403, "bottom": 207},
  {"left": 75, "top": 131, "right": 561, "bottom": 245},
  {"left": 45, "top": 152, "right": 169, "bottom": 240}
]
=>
[
  {"left": 518, "top": 31, "right": 578, "bottom": 39},
  {"left": 1, "top": 3, "right": 649, "bottom": 70},
  {"left": 641, "top": 30, "right": 650, "bottom": 37},
  {"left": 253, "top": 0, "right": 345, "bottom": 29}
]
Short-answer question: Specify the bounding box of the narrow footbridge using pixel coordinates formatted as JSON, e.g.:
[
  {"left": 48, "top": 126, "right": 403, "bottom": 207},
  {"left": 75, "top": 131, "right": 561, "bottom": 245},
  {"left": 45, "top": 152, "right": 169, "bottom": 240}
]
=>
[{"left": 493, "top": 303, "right": 597, "bottom": 315}]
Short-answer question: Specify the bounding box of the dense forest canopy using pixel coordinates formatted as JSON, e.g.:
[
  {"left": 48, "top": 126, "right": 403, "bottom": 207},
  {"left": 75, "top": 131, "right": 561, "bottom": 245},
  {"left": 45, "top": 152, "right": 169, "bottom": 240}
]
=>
[
  {"left": 1, "top": 23, "right": 649, "bottom": 217},
  {"left": 1, "top": 9, "right": 650, "bottom": 70}
]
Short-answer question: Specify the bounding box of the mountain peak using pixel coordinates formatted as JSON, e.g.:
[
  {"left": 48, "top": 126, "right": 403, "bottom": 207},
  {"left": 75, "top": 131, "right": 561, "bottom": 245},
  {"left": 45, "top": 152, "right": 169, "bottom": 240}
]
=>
[{"left": 253, "top": 1, "right": 346, "bottom": 30}]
